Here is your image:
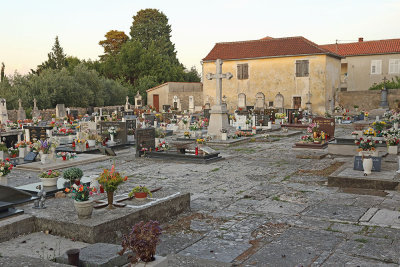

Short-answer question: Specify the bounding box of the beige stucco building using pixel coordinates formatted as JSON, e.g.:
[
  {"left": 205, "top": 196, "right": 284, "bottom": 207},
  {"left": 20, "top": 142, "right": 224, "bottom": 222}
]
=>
[
  {"left": 146, "top": 82, "right": 203, "bottom": 112},
  {"left": 321, "top": 38, "right": 400, "bottom": 91},
  {"left": 202, "top": 37, "right": 342, "bottom": 115}
]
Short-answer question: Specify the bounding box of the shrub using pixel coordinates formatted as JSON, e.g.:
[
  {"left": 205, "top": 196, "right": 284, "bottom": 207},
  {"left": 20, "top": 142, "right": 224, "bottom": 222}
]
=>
[{"left": 63, "top": 167, "right": 83, "bottom": 182}]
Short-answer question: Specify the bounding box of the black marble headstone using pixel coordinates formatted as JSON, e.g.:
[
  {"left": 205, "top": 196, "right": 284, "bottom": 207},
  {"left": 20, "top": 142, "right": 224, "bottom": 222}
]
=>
[
  {"left": 353, "top": 156, "right": 381, "bottom": 172},
  {"left": 24, "top": 152, "right": 38, "bottom": 162},
  {"left": 135, "top": 128, "right": 155, "bottom": 156},
  {"left": 99, "top": 121, "right": 128, "bottom": 144}
]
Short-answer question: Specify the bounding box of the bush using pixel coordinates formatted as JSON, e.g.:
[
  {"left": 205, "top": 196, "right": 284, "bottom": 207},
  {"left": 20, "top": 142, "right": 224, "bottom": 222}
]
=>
[{"left": 63, "top": 167, "right": 83, "bottom": 182}]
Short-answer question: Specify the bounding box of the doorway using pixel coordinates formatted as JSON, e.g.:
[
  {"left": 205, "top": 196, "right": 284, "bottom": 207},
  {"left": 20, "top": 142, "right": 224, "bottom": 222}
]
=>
[
  {"left": 153, "top": 94, "right": 159, "bottom": 112},
  {"left": 293, "top": 97, "right": 301, "bottom": 109}
]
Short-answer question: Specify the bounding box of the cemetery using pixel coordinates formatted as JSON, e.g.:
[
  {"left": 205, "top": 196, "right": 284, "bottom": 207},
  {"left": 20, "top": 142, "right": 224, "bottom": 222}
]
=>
[
  {"left": 0, "top": 59, "right": 399, "bottom": 266},
  {"left": 1, "top": 3, "right": 400, "bottom": 266}
]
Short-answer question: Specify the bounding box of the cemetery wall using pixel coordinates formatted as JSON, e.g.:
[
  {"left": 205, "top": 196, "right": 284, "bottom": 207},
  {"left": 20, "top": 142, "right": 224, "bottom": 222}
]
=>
[
  {"left": 202, "top": 54, "right": 340, "bottom": 115},
  {"left": 338, "top": 89, "right": 400, "bottom": 110}
]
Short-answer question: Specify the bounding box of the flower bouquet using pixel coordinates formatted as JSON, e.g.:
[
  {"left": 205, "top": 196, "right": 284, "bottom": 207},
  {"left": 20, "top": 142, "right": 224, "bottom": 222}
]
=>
[
  {"left": 0, "top": 159, "right": 13, "bottom": 177},
  {"left": 57, "top": 152, "right": 77, "bottom": 161},
  {"left": 155, "top": 141, "right": 169, "bottom": 152},
  {"left": 65, "top": 184, "right": 97, "bottom": 219},
  {"left": 97, "top": 165, "right": 128, "bottom": 209},
  {"left": 39, "top": 169, "right": 61, "bottom": 187}
]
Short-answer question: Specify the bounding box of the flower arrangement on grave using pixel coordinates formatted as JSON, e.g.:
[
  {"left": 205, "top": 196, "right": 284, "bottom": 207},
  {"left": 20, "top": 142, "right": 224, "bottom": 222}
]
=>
[
  {"left": 33, "top": 139, "right": 58, "bottom": 154},
  {"left": 245, "top": 119, "right": 251, "bottom": 125},
  {"left": 385, "top": 135, "right": 400, "bottom": 146},
  {"left": 235, "top": 131, "right": 254, "bottom": 137},
  {"left": 300, "top": 135, "right": 313, "bottom": 143},
  {"left": 0, "top": 159, "right": 13, "bottom": 176},
  {"left": 65, "top": 184, "right": 97, "bottom": 202},
  {"left": 58, "top": 128, "right": 74, "bottom": 135},
  {"left": 351, "top": 131, "right": 359, "bottom": 138},
  {"left": 15, "top": 141, "right": 27, "bottom": 148},
  {"left": 108, "top": 126, "right": 117, "bottom": 135},
  {"left": 56, "top": 152, "right": 77, "bottom": 161},
  {"left": 97, "top": 164, "right": 128, "bottom": 209},
  {"left": 140, "top": 147, "right": 149, "bottom": 156},
  {"left": 39, "top": 169, "right": 61, "bottom": 178},
  {"left": 155, "top": 128, "right": 166, "bottom": 138},
  {"left": 182, "top": 118, "right": 188, "bottom": 124},
  {"left": 363, "top": 127, "right": 376, "bottom": 136},
  {"left": 229, "top": 115, "right": 236, "bottom": 121},
  {"left": 155, "top": 141, "right": 169, "bottom": 152},
  {"left": 201, "top": 118, "right": 209, "bottom": 128},
  {"left": 196, "top": 138, "right": 205, "bottom": 144},
  {"left": 128, "top": 186, "right": 152, "bottom": 199},
  {"left": 189, "top": 124, "right": 199, "bottom": 131},
  {"left": 118, "top": 220, "right": 162, "bottom": 264},
  {"left": 355, "top": 138, "right": 379, "bottom": 152},
  {"left": 390, "top": 111, "right": 400, "bottom": 123},
  {"left": 8, "top": 147, "right": 18, "bottom": 158},
  {"left": 63, "top": 167, "right": 83, "bottom": 183},
  {"left": 364, "top": 111, "right": 369, "bottom": 117},
  {"left": 372, "top": 121, "right": 386, "bottom": 136},
  {"left": 275, "top": 113, "right": 285, "bottom": 119},
  {"left": 184, "top": 131, "right": 190, "bottom": 138}
]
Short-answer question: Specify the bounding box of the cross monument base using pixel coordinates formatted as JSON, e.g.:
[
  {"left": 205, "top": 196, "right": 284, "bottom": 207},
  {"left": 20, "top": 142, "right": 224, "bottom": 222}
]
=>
[{"left": 207, "top": 104, "right": 229, "bottom": 139}]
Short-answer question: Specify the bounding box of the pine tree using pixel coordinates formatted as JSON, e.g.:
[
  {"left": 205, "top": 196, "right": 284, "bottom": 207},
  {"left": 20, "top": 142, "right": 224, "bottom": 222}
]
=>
[{"left": 0, "top": 63, "right": 4, "bottom": 82}]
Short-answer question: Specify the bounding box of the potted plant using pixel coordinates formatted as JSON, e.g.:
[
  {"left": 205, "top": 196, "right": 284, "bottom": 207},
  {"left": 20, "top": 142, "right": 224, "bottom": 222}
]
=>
[
  {"left": 65, "top": 184, "right": 97, "bottom": 219},
  {"left": 118, "top": 220, "right": 162, "bottom": 264},
  {"left": 356, "top": 138, "right": 379, "bottom": 157},
  {"left": 87, "top": 132, "right": 97, "bottom": 147},
  {"left": 383, "top": 131, "right": 399, "bottom": 155},
  {"left": 39, "top": 169, "right": 61, "bottom": 187},
  {"left": 97, "top": 165, "right": 128, "bottom": 209},
  {"left": 354, "top": 105, "right": 359, "bottom": 111},
  {"left": 372, "top": 121, "right": 387, "bottom": 138},
  {"left": 127, "top": 129, "right": 135, "bottom": 142},
  {"left": 128, "top": 186, "right": 152, "bottom": 200},
  {"left": 351, "top": 131, "right": 358, "bottom": 139},
  {"left": 183, "top": 131, "right": 190, "bottom": 139},
  {"left": 63, "top": 167, "right": 83, "bottom": 185},
  {"left": 0, "top": 159, "right": 14, "bottom": 186}
]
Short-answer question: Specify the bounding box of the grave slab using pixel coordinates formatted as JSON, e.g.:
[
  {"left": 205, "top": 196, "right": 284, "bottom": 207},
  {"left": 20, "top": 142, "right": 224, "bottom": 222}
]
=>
[
  {"left": 329, "top": 164, "right": 400, "bottom": 190},
  {"left": 301, "top": 203, "right": 368, "bottom": 222},
  {"left": 367, "top": 209, "right": 400, "bottom": 228},
  {"left": 15, "top": 191, "right": 190, "bottom": 244},
  {"left": 16, "top": 153, "right": 109, "bottom": 172},
  {"left": 0, "top": 256, "right": 71, "bottom": 267}
]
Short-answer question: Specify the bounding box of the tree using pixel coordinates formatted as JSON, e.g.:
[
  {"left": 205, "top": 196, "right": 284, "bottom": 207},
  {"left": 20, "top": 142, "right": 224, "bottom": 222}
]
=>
[
  {"left": 0, "top": 62, "right": 4, "bottom": 82},
  {"left": 183, "top": 66, "right": 201, "bottom": 82},
  {"left": 130, "top": 9, "right": 178, "bottom": 64},
  {"left": 35, "top": 36, "right": 67, "bottom": 74},
  {"left": 99, "top": 30, "right": 129, "bottom": 59}
]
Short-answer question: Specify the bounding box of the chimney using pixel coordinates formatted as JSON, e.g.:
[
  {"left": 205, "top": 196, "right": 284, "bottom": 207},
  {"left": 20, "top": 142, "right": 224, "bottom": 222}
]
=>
[{"left": 358, "top": 37, "right": 364, "bottom": 42}]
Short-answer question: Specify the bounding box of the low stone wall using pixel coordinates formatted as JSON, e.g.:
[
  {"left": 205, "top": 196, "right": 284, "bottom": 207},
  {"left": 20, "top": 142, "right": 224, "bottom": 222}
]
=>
[{"left": 338, "top": 89, "right": 400, "bottom": 110}]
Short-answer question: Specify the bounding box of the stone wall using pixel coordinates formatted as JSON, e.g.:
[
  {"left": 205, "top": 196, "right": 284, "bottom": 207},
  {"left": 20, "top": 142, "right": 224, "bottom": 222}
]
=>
[{"left": 337, "top": 89, "right": 400, "bottom": 110}]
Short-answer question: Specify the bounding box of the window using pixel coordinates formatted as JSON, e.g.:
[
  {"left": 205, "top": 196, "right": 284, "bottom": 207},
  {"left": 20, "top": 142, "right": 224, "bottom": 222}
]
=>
[
  {"left": 389, "top": 59, "right": 400, "bottom": 74},
  {"left": 371, "top": 60, "right": 382, "bottom": 74},
  {"left": 295, "top": 60, "right": 309, "bottom": 77},
  {"left": 268, "top": 101, "right": 274, "bottom": 107},
  {"left": 237, "top": 64, "right": 249, "bottom": 80}
]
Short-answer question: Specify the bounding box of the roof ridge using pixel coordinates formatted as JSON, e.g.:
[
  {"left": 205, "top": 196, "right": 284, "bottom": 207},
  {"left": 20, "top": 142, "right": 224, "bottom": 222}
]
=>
[
  {"left": 321, "top": 38, "right": 400, "bottom": 46},
  {"left": 215, "top": 36, "right": 304, "bottom": 45}
]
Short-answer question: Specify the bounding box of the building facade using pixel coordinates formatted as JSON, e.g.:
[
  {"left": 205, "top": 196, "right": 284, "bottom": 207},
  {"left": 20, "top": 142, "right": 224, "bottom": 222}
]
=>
[
  {"left": 202, "top": 37, "right": 342, "bottom": 115},
  {"left": 321, "top": 38, "right": 400, "bottom": 91},
  {"left": 146, "top": 82, "right": 203, "bottom": 112}
]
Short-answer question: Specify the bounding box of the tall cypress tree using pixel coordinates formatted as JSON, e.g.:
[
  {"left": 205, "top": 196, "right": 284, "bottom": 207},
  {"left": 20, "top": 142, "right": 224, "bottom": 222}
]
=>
[
  {"left": 35, "top": 36, "right": 67, "bottom": 74},
  {"left": 0, "top": 63, "right": 4, "bottom": 82}
]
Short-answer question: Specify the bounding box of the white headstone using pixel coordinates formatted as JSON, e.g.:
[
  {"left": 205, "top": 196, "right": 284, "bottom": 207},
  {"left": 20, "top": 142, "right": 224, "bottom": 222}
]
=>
[
  {"left": 135, "top": 92, "right": 142, "bottom": 108},
  {"left": 238, "top": 93, "right": 246, "bottom": 109},
  {"left": 255, "top": 92, "right": 265, "bottom": 110},
  {"left": 56, "top": 104, "right": 66, "bottom": 118},
  {"left": 0, "top": 98, "right": 8, "bottom": 124},
  {"left": 189, "top": 96, "right": 194, "bottom": 113},
  {"left": 274, "top": 92, "right": 284, "bottom": 109}
]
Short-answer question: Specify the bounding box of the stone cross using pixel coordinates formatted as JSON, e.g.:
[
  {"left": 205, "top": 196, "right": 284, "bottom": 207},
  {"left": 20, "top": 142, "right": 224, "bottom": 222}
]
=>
[
  {"left": 33, "top": 98, "right": 37, "bottom": 108},
  {"left": 206, "top": 59, "right": 233, "bottom": 106},
  {"left": 0, "top": 99, "right": 5, "bottom": 106},
  {"left": 18, "top": 99, "right": 22, "bottom": 108},
  {"left": 126, "top": 96, "right": 129, "bottom": 104}
]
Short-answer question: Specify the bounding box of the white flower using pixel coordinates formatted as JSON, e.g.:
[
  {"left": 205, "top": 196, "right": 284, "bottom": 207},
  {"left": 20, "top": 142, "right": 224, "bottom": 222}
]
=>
[
  {"left": 72, "top": 184, "right": 78, "bottom": 190},
  {"left": 369, "top": 142, "right": 373, "bottom": 145},
  {"left": 0, "top": 172, "right": 3, "bottom": 176}
]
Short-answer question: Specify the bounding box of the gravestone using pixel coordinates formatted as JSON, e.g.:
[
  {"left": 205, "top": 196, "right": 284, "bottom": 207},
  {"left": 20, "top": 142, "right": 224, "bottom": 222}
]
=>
[
  {"left": 125, "top": 96, "right": 132, "bottom": 111},
  {"left": 354, "top": 156, "right": 382, "bottom": 172},
  {"left": 312, "top": 117, "right": 335, "bottom": 139},
  {"left": 99, "top": 121, "right": 127, "bottom": 144},
  {"left": 238, "top": 93, "right": 247, "bottom": 110},
  {"left": 189, "top": 96, "right": 194, "bottom": 113},
  {"left": 32, "top": 98, "right": 40, "bottom": 119},
  {"left": 255, "top": 92, "right": 265, "bottom": 111},
  {"left": 162, "top": 105, "right": 171, "bottom": 112},
  {"left": 0, "top": 98, "right": 8, "bottom": 124},
  {"left": 144, "top": 114, "right": 156, "bottom": 125},
  {"left": 135, "top": 128, "right": 155, "bottom": 156},
  {"left": 203, "top": 109, "right": 211, "bottom": 120},
  {"left": 135, "top": 92, "right": 143, "bottom": 108},
  {"left": 17, "top": 99, "right": 26, "bottom": 121},
  {"left": 24, "top": 152, "right": 38, "bottom": 162},
  {"left": 24, "top": 126, "right": 53, "bottom": 141},
  {"left": 274, "top": 92, "right": 284, "bottom": 112},
  {"left": 56, "top": 104, "right": 66, "bottom": 118},
  {"left": 70, "top": 110, "right": 79, "bottom": 119}
]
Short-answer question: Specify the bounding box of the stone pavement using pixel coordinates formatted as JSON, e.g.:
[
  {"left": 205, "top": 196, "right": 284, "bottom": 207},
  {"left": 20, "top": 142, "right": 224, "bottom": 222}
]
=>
[{"left": 2, "top": 126, "right": 400, "bottom": 266}]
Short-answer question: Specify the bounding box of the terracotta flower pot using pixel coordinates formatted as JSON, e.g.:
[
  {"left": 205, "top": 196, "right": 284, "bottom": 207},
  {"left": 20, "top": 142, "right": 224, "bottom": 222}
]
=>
[{"left": 134, "top": 192, "right": 148, "bottom": 200}]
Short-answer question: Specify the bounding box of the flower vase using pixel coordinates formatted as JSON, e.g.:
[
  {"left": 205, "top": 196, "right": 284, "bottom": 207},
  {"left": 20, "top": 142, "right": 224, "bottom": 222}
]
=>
[
  {"left": 388, "top": 146, "right": 398, "bottom": 155},
  {"left": 107, "top": 191, "right": 114, "bottom": 209},
  {"left": 110, "top": 134, "right": 114, "bottom": 143},
  {"left": 0, "top": 175, "right": 8, "bottom": 186},
  {"left": 363, "top": 157, "right": 373, "bottom": 175},
  {"left": 74, "top": 200, "right": 94, "bottom": 219},
  {"left": 313, "top": 132, "right": 318, "bottom": 139},
  {"left": 40, "top": 152, "right": 50, "bottom": 165},
  {"left": 394, "top": 122, "right": 399, "bottom": 130},
  {"left": 19, "top": 147, "right": 26, "bottom": 159},
  {"left": 221, "top": 132, "right": 227, "bottom": 141},
  {"left": 26, "top": 146, "right": 31, "bottom": 153},
  {"left": 252, "top": 129, "right": 257, "bottom": 135},
  {"left": 62, "top": 156, "right": 67, "bottom": 161}
]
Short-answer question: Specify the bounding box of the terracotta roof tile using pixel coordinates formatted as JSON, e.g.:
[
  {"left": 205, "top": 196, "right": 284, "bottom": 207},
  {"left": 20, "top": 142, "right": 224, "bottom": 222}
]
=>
[
  {"left": 203, "top": 36, "right": 341, "bottom": 61},
  {"left": 320, "top": 39, "right": 400, "bottom": 57}
]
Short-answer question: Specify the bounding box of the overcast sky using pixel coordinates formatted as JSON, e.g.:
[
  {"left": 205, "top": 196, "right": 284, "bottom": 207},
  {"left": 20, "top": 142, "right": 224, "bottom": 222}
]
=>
[{"left": 1, "top": 0, "right": 399, "bottom": 76}]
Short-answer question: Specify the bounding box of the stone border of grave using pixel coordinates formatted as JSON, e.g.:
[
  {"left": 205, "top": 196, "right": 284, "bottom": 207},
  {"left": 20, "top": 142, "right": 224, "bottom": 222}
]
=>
[{"left": 145, "top": 151, "right": 222, "bottom": 163}]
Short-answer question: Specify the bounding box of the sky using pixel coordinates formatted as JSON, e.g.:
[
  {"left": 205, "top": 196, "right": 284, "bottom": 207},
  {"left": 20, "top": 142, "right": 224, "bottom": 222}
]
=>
[{"left": 1, "top": 0, "right": 400, "bottom": 76}]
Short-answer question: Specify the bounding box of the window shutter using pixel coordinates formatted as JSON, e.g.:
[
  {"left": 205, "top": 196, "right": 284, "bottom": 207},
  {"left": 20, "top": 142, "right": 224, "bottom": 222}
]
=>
[
  {"left": 237, "top": 65, "right": 242, "bottom": 79},
  {"left": 304, "top": 60, "right": 309, "bottom": 76},
  {"left": 295, "top": 61, "right": 300, "bottom": 76},
  {"left": 377, "top": 60, "right": 382, "bottom": 74},
  {"left": 243, "top": 64, "right": 248, "bottom": 79}
]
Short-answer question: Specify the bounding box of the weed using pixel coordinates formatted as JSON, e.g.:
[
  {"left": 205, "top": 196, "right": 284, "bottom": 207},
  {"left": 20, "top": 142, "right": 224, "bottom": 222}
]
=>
[
  {"left": 354, "top": 238, "right": 368, "bottom": 243},
  {"left": 211, "top": 168, "right": 220, "bottom": 172},
  {"left": 272, "top": 196, "right": 280, "bottom": 201}
]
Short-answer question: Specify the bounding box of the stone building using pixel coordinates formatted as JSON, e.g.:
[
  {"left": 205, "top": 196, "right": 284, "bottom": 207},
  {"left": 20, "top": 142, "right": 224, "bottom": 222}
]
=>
[
  {"left": 321, "top": 38, "right": 400, "bottom": 91},
  {"left": 202, "top": 36, "right": 342, "bottom": 115},
  {"left": 146, "top": 82, "right": 203, "bottom": 112}
]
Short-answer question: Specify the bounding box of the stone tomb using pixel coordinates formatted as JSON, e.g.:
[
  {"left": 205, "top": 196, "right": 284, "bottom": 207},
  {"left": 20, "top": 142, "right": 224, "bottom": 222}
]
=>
[
  {"left": 99, "top": 121, "right": 127, "bottom": 145},
  {"left": 24, "top": 126, "right": 53, "bottom": 141},
  {"left": 135, "top": 128, "right": 156, "bottom": 157},
  {"left": 0, "top": 185, "right": 36, "bottom": 219}
]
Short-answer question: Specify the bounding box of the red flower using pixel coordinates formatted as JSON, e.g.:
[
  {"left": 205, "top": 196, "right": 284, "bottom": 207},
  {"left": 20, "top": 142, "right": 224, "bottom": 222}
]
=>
[
  {"left": 5, "top": 158, "right": 9, "bottom": 161},
  {"left": 100, "top": 185, "right": 104, "bottom": 193}
]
